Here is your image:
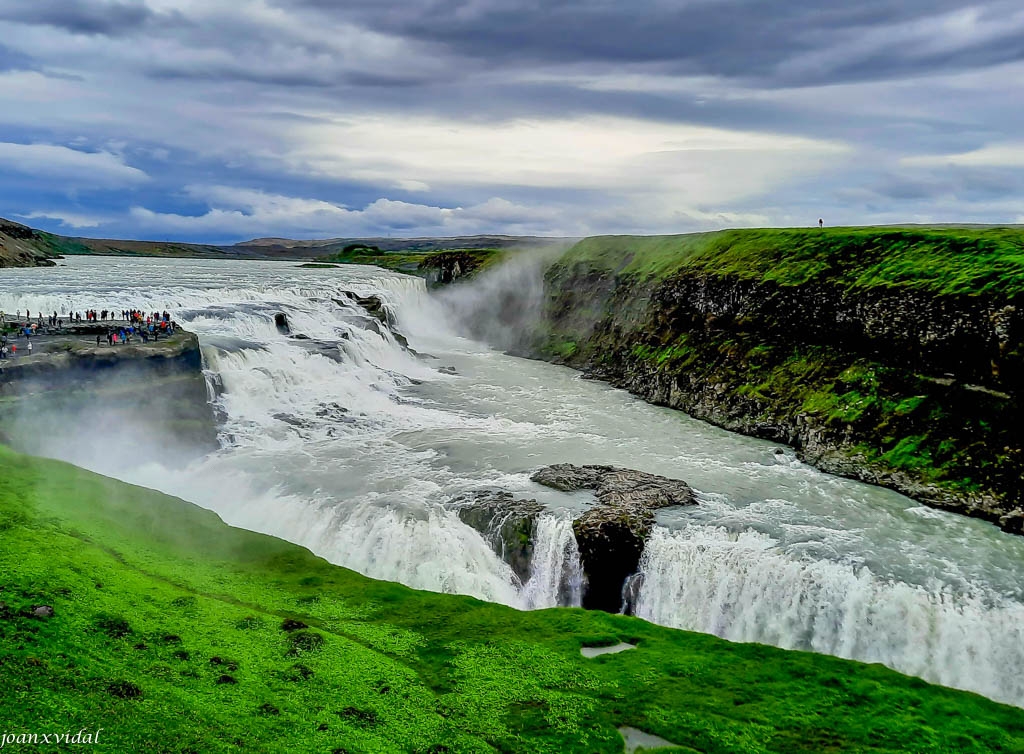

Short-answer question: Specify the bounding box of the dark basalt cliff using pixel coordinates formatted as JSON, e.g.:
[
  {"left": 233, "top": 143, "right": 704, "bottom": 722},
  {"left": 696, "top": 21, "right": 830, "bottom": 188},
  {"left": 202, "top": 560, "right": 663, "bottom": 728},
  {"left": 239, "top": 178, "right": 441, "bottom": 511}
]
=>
[
  {"left": 522, "top": 230, "right": 1024, "bottom": 533},
  {"left": 456, "top": 491, "right": 544, "bottom": 585},
  {"left": 418, "top": 251, "right": 488, "bottom": 287}
]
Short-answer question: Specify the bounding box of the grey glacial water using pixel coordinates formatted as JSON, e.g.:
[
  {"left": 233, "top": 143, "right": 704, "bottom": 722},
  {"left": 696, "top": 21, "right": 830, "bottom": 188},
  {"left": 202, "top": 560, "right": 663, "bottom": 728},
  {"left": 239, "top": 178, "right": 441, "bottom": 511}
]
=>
[{"left": 3, "top": 256, "right": 1024, "bottom": 707}]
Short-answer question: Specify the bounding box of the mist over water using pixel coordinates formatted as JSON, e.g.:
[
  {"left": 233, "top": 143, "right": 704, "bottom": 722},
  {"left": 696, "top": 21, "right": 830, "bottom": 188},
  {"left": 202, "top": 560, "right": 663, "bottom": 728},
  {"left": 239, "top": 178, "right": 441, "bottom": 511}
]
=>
[
  {"left": 4, "top": 256, "right": 1024, "bottom": 706},
  {"left": 434, "top": 242, "right": 565, "bottom": 349}
]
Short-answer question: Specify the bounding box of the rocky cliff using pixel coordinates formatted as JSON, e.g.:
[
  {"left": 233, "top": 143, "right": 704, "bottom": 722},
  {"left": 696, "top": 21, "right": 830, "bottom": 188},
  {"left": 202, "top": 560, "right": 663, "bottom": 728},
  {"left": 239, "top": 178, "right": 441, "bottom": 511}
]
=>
[
  {"left": 0, "top": 328, "right": 218, "bottom": 460},
  {"left": 417, "top": 250, "right": 495, "bottom": 286},
  {"left": 523, "top": 228, "right": 1024, "bottom": 532}
]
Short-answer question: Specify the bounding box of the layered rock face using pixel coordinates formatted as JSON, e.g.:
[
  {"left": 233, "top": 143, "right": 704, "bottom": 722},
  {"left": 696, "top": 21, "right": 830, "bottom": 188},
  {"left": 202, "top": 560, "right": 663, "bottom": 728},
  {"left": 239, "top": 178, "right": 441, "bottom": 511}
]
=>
[
  {"left": 456, "top": 491, "right": 544, "bottom": 584},
  {"left": 456, "top": 464, "right": 696, "bottom": 612},
  {"left": 0, "top": 329, "right": 218, "bottom": 460},
  {"left": 527, "top": 253, "right": 1024, "bottom": 531},
  {"left": 418, "top": 251, "right": 488, "bottom": 287}
]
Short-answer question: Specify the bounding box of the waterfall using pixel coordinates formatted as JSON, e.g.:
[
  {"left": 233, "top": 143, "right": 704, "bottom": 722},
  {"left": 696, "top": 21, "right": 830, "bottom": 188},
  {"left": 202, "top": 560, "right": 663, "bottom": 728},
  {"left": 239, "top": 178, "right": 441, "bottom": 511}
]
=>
[
  {"left": 7, "top": 255, "right": 1024, "bottom": 709},
  {"left": 635, "top": 525, "right": 1024, "bottom": 706},
  {"left": 521, "top": 514, "right": 585, "bottom": 609}
]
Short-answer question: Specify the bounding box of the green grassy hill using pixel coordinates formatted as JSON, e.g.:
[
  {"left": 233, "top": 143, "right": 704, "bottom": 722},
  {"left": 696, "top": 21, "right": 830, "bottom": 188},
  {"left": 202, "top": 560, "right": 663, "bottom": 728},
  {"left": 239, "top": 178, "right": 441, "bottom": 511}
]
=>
[
  {"left": 0, "top": 215, "right": 548, "bottom": 266},
  {"left": 562, "top": 226, "right": 1024, "bottom": 295},
  {"left": 2, "top": 445, "right": 1024, "bottom": 752},
  {"left": 0, "top": 218, "right": 73, "bottom": 268}
]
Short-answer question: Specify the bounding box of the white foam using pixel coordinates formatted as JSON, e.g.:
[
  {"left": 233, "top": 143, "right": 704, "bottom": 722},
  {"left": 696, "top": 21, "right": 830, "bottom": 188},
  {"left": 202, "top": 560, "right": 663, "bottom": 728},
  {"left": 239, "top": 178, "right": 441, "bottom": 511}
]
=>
[
  {"left": 581, "top": 643, "right": 636, "bottom": 658},
  {"left": 635, "top": 525, "right": 1024, "bottom": 706}
]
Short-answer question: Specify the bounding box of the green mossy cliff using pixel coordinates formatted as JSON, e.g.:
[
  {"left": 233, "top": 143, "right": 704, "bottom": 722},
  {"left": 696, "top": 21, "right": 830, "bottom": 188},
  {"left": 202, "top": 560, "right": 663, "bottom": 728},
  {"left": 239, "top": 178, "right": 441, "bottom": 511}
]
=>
[
  {"left": 526, "top": 227, "right": 1024, "bottom": 531},
  {"left": 3, "top": 445, "right": 1024, "bottom": 752},
  {"left": 321, "top": 247, "right": 507, "bottom": 287}
]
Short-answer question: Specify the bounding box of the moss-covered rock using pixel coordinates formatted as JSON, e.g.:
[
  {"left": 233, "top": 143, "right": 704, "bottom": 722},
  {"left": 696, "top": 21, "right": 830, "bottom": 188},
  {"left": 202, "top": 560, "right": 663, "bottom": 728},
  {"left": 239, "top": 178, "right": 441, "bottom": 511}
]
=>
[{"left": 455, "top": 490, "right": 543, "bottom": 584}]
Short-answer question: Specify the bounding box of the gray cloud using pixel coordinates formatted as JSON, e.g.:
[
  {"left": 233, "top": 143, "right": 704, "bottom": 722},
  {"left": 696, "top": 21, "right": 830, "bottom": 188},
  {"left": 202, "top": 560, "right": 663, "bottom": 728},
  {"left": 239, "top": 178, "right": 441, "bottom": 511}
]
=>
[
  {"left": 0, "top": 0, "right": 158, "bottom": 36},
  {"left": 293, "top": 0, "right": 1024, "bottom": 86},
  {"left": 871, "top": 167, "right": 1022, "bottom": 201},
  {"left": 0, "top": 0, "right": 1022, "bottom": 240},
  {"left": 0, "top": 43, "right": 36, "bottom": 72}
]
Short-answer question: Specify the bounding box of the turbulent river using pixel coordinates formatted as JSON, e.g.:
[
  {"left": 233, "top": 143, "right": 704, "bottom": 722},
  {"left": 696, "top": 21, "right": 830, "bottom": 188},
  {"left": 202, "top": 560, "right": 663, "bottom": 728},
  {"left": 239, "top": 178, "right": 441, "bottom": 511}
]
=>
[{"left": 4, "top": 256, "right": 1024, "bottom": 707}]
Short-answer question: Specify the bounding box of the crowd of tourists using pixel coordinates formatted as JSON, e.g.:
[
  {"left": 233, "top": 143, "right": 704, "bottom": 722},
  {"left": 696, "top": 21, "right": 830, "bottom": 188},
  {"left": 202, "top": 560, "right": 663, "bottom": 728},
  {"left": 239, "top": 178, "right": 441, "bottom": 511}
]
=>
[{"left": 0, "top": 307, "right": 176, "bottom": 360}]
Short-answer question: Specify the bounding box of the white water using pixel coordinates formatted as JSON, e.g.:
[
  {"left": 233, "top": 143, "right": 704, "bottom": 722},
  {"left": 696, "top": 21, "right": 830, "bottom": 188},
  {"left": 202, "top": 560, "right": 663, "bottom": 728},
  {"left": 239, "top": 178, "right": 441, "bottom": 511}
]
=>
[
  {"left": 636, "top": 525, "right": 1024, "bottom": 704},
  {"left": 522, "top": 514, "right": 585, "bottom": 609},
  {"left": 3, "top": 256, "right": 1024, "bottom": 706}
]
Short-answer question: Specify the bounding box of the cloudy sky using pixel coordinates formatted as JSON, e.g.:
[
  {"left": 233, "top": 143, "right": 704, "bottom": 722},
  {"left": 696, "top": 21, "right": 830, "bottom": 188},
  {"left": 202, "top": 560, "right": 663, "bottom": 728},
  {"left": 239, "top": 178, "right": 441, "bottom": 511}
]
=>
[{"left": 0, "top": 0, "right": 1021, "bottom": 242}]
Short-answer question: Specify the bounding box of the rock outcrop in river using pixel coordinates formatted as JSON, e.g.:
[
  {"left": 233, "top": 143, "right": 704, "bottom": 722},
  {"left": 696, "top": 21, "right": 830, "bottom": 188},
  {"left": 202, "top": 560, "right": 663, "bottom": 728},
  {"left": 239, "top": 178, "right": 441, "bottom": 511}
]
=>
[
  {"left": 457, "top": 464, "right": 696, "bottom": 612},
  {"left": 455, "top": 491, "right": 545, "bottom": 585}
]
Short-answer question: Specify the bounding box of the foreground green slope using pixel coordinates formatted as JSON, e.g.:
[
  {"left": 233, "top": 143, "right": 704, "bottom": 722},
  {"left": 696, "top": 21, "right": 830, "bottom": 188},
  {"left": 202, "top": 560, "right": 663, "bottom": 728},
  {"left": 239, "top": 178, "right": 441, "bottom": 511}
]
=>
[{"left": 2, "top": 446, "right": 1023, "bottom": 753}]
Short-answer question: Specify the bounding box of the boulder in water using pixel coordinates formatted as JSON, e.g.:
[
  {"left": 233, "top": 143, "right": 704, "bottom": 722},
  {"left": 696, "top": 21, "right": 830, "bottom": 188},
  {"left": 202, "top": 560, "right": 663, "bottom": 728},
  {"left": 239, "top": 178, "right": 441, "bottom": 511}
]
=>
[
  {"left": 532, "top": 464, "right": 695, "bottom": 612},
  {"left": 456, "top": 465, "right": 696, "bottom": 613},
  {"left": 356, "top": 295, "right": 387, "bottom": 322},
  {"left": 340, "top": 292, "right": 391, "bottom": 325},
  {"left": 274, "top": 313, "right": 290, "bottom": 334},
  {"left": 336, "top": 292, "right": 414, "bottom": 351}
]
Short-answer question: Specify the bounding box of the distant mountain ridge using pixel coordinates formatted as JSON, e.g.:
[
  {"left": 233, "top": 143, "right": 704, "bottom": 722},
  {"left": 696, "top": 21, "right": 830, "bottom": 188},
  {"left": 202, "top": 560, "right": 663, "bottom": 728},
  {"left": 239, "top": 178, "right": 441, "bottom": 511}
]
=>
[
  {"left": 234, "top": 234, "right": 559, "bottom": 253},
  {"left": 0, "top": 216, "right": 560, "bottom": 267}
]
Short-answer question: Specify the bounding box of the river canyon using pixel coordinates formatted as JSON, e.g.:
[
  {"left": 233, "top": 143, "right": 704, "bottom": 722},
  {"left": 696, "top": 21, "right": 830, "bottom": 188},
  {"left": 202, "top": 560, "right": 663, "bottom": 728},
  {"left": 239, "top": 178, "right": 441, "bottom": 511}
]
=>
[{"left": 3, "top": 255, "right": 1024, "bottom": 709}]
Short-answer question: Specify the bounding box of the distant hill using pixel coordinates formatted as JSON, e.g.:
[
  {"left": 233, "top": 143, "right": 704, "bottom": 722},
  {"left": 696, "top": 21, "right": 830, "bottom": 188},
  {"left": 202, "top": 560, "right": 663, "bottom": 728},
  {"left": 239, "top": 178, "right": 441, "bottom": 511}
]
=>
[
  {"left": 236, "top": 235, "right": 557, "bottom": 254},
  {"left": 0, "top": 217, "right": 560, "bottom": 267},
  {"left": 0, "top": 218, "right": 67, "bottom": 268}
]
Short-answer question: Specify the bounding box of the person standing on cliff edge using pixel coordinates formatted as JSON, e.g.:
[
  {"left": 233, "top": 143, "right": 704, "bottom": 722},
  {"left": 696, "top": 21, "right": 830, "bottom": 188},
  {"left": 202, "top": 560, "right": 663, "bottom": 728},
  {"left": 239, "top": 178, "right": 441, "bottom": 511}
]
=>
[{"left": 819, "top": 218, "right": 823, "bottom": 228}]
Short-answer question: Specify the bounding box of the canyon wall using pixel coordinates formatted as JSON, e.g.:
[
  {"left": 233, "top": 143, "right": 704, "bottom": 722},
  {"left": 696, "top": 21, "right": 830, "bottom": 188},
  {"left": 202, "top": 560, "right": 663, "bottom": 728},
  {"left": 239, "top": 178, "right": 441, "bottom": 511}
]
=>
[{"left": 521, "top": 229, "right": 1024, "bottom": 531}]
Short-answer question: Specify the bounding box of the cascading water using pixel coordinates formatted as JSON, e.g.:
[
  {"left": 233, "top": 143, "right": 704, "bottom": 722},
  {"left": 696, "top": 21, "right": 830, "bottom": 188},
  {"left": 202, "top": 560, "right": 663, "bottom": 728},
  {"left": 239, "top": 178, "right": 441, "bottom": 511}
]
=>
[
  {"left": 4, "top": 255, "right": 1024, "bottom": 707},
  {"left": 521, "top": 514, "right": 585, "bottom": 609},
  {"left": 634, "top": 525, "right": 1024, "bottom": 706}
]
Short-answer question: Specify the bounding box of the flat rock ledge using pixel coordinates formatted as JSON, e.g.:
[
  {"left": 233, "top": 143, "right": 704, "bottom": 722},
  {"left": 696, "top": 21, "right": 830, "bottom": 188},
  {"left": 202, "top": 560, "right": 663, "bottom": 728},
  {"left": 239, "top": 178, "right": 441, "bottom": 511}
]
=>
[{"left": 456, "top": 465, "right": 696, "bottom": 612}]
